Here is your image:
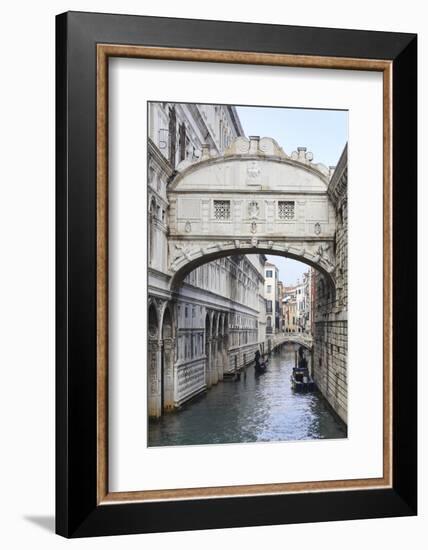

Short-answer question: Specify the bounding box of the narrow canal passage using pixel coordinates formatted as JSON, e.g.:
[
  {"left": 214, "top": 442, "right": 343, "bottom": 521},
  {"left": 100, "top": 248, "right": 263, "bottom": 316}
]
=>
[{"left": 148, "top": 344, "right": 347, "bottom": 447}]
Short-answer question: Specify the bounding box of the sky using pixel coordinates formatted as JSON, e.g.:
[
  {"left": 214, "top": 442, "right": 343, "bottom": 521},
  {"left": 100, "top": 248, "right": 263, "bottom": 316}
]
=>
[
  {"left": 265, "top": 255, "right": 309, "bottom": 287},
  {"left": 236, "top": 105, "right": 348, "bottom": 286},
  {"left": 236, "top": 105, "right": 348, "bottom": 169}
]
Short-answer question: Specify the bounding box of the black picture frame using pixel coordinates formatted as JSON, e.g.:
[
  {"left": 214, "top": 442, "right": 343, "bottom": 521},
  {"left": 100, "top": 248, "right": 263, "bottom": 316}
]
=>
[{"left": 56, "top": 10, "right": 417, "bottom": 538}]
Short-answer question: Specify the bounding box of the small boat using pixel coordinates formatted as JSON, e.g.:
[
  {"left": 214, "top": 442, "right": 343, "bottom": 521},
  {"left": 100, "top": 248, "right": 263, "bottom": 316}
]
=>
[{"left": 291, "top": 367, "right": 315, "bottom": 392}]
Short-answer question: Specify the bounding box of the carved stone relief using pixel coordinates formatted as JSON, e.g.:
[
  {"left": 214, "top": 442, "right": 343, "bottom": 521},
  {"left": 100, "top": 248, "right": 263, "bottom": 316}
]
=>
[{"left": 248, "top": 200, "right": 260, "bottom": 219}]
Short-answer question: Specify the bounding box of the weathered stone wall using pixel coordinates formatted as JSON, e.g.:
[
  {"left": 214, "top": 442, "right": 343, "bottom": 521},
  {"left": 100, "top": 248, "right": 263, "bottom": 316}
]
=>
[
  {"left": 312, "top": 145, "right": 348, "bottom": 424},
  {"left": 313, "top": 317, "right": 348, "bottom": 423},
  {"left": 175, "top": 360, "right": 206, "bottom": 406},
  {"left": 228, "top": 343, "right": 260, "bottom": 372}
]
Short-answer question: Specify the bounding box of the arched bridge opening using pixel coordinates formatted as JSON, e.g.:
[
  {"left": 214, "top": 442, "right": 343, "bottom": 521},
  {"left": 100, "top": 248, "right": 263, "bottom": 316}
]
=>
[{"left": 170, "top": 247, "right": 335, "bottom": 292}]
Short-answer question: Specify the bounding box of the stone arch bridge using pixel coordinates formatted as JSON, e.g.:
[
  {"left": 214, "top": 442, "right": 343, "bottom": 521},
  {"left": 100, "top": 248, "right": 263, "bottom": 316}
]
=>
[
  {"left": 164, "top": 136, "right": 337, "bottom": 289},
  {"left": 270, "top": 333, "right": 313, "bottom": 352}
]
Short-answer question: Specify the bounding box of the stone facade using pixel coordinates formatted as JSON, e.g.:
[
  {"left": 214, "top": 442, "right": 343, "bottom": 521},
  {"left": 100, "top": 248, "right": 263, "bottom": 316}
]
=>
[
  {"left": 282, "top": 270, "right": 312, "bottom": 334},
  {"left": 264, "top": 262, "right": 279, "bottom": 334},
  {"left": 148, "top": 103, "right": 267, "bottom": 418},
  {"left": 312, "top": 146, "right": 348, "bottom": 423}
]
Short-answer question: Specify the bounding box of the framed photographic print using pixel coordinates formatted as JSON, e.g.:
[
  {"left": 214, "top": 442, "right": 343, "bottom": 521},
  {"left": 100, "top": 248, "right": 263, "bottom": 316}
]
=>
[{"left": 56, "top": 11, "right": 417, "bottom": 538}]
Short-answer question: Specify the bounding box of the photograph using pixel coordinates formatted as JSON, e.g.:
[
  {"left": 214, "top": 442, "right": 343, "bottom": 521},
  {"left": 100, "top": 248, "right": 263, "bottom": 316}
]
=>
[{"left": 147, "top": 102, "right": 348, "bottom": 446}]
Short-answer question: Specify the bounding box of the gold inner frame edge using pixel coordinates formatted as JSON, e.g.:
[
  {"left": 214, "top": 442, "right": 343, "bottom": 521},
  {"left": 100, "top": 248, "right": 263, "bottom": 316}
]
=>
[{"left": 96, "top": 44, "right": 393, "bottom": 504}]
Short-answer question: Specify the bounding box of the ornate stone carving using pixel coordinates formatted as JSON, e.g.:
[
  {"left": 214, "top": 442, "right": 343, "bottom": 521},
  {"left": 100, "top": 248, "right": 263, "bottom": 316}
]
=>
[
  {"left": 224, "top": 136, "right": 250, "bottom": 155},
  {"left": 317, "top": 244, "right": 330, "bottom": 257},
  {"left": 224, "top": 136, "right": 287, "bottom": 158},
  {"left": 185, "top": 221, "right": 192, "bottom": 233},
  {"left": 251, "top": 221, "right": 257, "bottom": 234},
  {"left": 247, "top": 161, "right": 260, "bottom": 179},
  {"left": 175, "top": 240, "right": 334, "bottom": 280},
  {"left": 291, "top": 146, "right": 313, "bottom": 163},
  {"left": 148, "top": 323, "right": 158, "bottom": 338},
  {"left": 248, "top": 200, "right": 260, "bottom": 219},
  {"left": 259, "top": 137, "right": 287, "bottom": 158},
  {"left": 172, "top": 243, "right": 193, "bottom": 264}
]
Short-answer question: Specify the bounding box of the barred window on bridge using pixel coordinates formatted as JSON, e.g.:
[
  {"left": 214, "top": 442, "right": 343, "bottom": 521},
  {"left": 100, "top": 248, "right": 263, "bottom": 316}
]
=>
[
  {"left": 213, "top": 200, "right": 231, "bottom": 220},
  {"left": 278, "top": 200, "right": 295, "bottom": 220}
]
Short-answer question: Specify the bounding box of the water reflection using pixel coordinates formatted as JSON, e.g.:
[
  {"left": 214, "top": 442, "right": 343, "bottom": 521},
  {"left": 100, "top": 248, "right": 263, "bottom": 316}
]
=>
[{"left": 148, "top": 343, "right": 347, "bottom": 447}]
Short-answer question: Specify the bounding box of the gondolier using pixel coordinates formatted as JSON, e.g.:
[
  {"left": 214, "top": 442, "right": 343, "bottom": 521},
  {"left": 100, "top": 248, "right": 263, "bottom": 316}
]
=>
[{"left": 254, "top": 349, "right": 267, "bottom": 375}]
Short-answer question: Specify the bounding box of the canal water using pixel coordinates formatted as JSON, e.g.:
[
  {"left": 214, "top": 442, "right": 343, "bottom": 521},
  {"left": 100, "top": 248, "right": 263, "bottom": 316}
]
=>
[{"left": 148, "top": 343, "right": 346, "bottom": 447}]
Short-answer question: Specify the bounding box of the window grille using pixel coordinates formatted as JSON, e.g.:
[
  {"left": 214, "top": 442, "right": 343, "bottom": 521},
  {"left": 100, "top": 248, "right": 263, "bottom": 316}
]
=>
[
  {"left": 214, "top": 200, "right": 231, "bottom": 220},
  {"left": 278, "top": 201, "right": 295, "bottom": 220}
]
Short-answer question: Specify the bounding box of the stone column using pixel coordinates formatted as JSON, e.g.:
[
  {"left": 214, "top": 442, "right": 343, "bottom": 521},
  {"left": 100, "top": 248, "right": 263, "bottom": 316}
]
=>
[
  {"left": 217, "top": 339, "right": 224, "bottom": 381},
  {"left": 148, "top": 340, "right": 162, "bottom": 418},
  {"left": 162, "top": 338, "right": 175, "bottom": 411},
  {"left": 222, "top": 335, "right": 228, "bottom": 376},
  {"left": 211, "top": 337, "right": 219, "bottom": 385},
  {"left": 205, "top": 339, "right": 212, "bottom": 389}
]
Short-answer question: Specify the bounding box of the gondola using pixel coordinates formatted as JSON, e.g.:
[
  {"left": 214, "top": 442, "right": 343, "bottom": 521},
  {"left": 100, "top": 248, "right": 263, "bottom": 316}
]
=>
[
  {"left": 290, "top": 366, "right": 315, "bottom": 392},
  {"left": 254, "top": 359, "right": 268, "bottom": 376}
]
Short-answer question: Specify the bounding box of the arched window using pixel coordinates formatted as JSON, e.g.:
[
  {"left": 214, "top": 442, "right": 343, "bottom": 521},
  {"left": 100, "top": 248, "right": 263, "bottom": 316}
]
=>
[
  {"left": 162, "top": 307, "right": 172, "bottom": 340},
  {"left": 148, "top": 303, "right": 158, "bottom": 339}
]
